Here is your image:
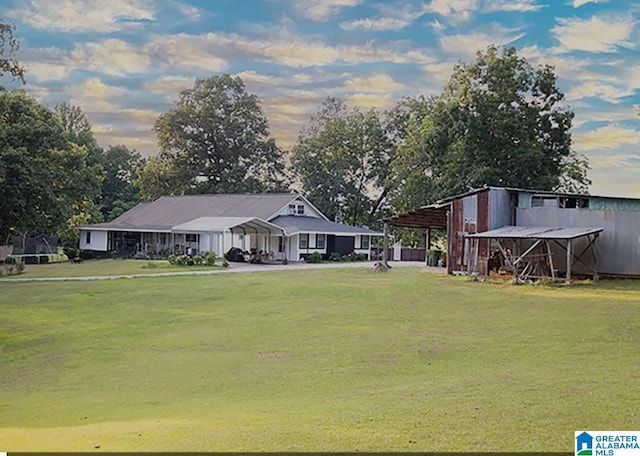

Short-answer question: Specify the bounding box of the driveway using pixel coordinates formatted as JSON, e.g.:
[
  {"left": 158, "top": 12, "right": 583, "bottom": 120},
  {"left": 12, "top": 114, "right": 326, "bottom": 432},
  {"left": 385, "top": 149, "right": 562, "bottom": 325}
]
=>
[{"left": 0, "top": 261, "right": 445, "bottom": 282}]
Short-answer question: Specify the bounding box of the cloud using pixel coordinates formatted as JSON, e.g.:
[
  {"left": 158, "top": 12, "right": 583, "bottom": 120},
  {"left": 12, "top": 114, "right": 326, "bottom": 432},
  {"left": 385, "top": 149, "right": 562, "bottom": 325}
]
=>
[
  {"left": 345, "top": 93, "right": 396, "bottom": 110},
  {"left": 551, "top": 15, "right": 636, "bottom": 53},
  {"left": 573, "top": 0, "right": 611, "bottom": 7},
  {"left": 340, "top": 17, "right": 411, "bottom": 31},
  {"left": 483, "top": 0, "right": 544, "bottom": 13},
  {"left": 340, "top": 3, "right": 425, "bottom": 30},
  {"left": 573, "top": 125, "right": 640, "bottom": 151},
  {"left": 144, "top": 34, "right": 229, "bottom": 73},
  {"left": 344, "top": 74, "right": 406, "bottom": 93},
  {"left": 422, "top": 61, "right": 458, "bottom": 91},
  {"left": 566, "top": 81, "right": 636, "bottom": 104},
  {"left": 66, "top": 78, "right": 128, "bottom": 111},
  {"left": 293, "top": 0, "right": 361, "bottom": 21},
  {"left": 7, "top": 0, "right": 156, "bottom": 33},
  {"left": 439, "top": 25, "right": 525, "bottom": 60},
  {"left": 144, "top": 75, "right": 194, "bottom": 95},
  {"left": 70, "top": 39, "right": 151, "bottom": 76},
  {"left": 424, "top": 0, "right": 479, "bottom": 22}
]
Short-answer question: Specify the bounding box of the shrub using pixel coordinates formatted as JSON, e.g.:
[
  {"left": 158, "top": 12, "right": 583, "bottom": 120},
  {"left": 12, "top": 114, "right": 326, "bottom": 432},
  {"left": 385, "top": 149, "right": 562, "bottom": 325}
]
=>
[
  {"left": 204, "top": 252, "right": 217, "bottom": 266},
  {"left": 167, "top": 254, "right": 177, "bottom": 265},
  {"left": 328, "top": 252, "right": 342, "bottom": 262},
  {"left": 308, "top": 252, "right": 323, "bottom": 263},
  {"left": 79, "top": 249, "right": 94, "bottom": 260},
  {"left": 193, "top": 255, "right": 203, "bottom": 266},
  {"left": 174, "top": 255, "right": 189, "bottom": 266},
  {"left": 222, "top": 259, "right": 229, "bottom": 268}
]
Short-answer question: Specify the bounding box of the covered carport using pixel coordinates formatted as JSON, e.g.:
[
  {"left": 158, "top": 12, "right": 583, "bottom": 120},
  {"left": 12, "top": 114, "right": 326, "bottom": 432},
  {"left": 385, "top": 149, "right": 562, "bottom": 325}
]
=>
[
  {"left": 465, "top": 226, "right": 603, "bottom": 283},
  {"left": 171, "top": 216, "right": 285, "bottom": 257},
  {"left": 381, "top": 204, "right": 449, "bottom": 266}
]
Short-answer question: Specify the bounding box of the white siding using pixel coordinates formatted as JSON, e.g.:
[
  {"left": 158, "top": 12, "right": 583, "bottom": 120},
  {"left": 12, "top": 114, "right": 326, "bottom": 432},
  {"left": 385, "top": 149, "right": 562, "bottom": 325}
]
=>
[
  {"left": 273, "top": 197, "right": 325, "bottom": 219},
  {"left": 79, "top": 230, "right": 108, "bottom": 251}
]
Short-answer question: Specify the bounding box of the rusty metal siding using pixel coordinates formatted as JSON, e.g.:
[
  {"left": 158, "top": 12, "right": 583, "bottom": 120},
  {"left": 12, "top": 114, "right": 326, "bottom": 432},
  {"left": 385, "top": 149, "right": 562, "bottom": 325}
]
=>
[
  {"left": 517, "top": 207, "right": 640, "bottom": 276},
  {"left": 452, "top": 198, "right": 465, "bottom": 271}
]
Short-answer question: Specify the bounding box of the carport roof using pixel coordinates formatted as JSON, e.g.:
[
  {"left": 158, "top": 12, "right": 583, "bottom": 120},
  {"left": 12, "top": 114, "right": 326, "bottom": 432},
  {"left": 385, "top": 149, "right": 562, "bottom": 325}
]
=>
[
  {"left": 172, "top": 217, "right": 284, "bottom": 235},
  {"left": 383, "top": 204, "right": 448, "bottom": 229}
]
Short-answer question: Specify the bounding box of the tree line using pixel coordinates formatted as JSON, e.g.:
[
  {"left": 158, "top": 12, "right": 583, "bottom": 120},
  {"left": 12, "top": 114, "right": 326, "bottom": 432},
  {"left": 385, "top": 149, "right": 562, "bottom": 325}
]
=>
[{"left": 0, "top": 20, "right": 590, "bottom": 246}]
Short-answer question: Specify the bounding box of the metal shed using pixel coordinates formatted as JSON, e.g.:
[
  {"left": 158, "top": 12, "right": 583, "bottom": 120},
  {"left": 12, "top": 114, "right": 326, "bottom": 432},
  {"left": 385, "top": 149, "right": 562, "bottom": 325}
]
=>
[{"left": 466, "top": 225, "right": 603, "bottom": 283}]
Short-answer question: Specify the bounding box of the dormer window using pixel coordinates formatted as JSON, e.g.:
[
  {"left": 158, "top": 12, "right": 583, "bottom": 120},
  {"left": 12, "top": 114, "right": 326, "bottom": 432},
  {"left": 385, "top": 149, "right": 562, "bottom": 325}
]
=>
[{"left": 289, "top": 203, "right": 305, "bottom": 215}]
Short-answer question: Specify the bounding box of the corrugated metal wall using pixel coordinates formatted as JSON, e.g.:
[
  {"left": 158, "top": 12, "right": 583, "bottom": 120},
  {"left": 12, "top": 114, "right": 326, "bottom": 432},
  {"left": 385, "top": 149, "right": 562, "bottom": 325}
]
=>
[{"left": 517, "top": 207, "right": 640, "bottom": 276}]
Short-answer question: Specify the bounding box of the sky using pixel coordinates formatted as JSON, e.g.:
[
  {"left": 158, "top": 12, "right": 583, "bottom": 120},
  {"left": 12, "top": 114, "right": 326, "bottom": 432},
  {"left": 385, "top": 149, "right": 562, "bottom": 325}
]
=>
[{"left": 1, "top": 0, "right": 639, "bottom": 198}]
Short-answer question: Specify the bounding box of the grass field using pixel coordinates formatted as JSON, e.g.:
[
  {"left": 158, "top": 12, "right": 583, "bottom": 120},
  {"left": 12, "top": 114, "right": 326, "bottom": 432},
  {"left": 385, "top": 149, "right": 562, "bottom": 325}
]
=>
[{"left": 0, "top": 266, "right": 638, "bottom": 451}]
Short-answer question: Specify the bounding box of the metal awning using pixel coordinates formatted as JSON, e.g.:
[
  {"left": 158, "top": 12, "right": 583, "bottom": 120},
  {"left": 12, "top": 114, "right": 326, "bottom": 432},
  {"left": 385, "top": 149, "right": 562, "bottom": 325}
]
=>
[
  {"left": 171, "top": 217, "right": 285, "bottom": 235},
  {"left": 465, "top": 225, "right": 603, "bottom": 283},
  {"left": 383, "top": 204, "right": 448, "bottom": 229},
  {"left": 466, "top": 225, "right": 604, "bottom": 240}
]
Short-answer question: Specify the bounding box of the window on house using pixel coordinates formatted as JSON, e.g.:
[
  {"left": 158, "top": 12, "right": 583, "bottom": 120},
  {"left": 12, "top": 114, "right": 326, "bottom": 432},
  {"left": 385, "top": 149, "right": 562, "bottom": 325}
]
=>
[
  {"left": 299, "top": 233, "right": 309, "bottom": 249},
  {"left": 289, "top": 204, "right": 297, "bottom": 215},
  {"left": 316, "top": 234, "right": 325, "bottom": 249},
  {"left": 278, "top": 236, "right": 284, "bottom": 252},
  {"left": 297, "top": 204, "right": 305, "bottom": 215},
  {"left": 361, "top": 235, "right": 370, "bottom": 249},
  {"left": 85, "top": 231, "right": 91, "bottom": 244},
  {"left": 185, "top": 233, "right": 198, "bottom": 243}
]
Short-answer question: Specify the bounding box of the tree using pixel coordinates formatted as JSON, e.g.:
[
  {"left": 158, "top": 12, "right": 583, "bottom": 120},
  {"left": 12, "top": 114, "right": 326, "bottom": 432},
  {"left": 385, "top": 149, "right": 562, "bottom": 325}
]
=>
[
  {"left": 0, "top": 92, "right": 101, "bottom": 241},
  {"left": 55, "top": 102, "right": 103, "bottom": 167},
  {"left": 390, "top": 45, "right": 590, "bottom": 206},
  {"left": 101, "top": 144, "right": 142, "bottom": 219},
  {"left": 292, "top": 98, "right": 392, "bottom": 226},
  {"left": 0, "top": 21, "right": 26, "bottom": 87},
  {"left": 153, "top": 74, "right": 286, "bottom": 195}
]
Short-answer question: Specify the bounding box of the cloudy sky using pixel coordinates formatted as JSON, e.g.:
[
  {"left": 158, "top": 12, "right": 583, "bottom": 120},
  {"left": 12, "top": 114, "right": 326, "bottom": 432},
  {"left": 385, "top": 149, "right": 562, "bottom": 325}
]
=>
[{"left": 1, "top": 0, "right": 639, "bottom": 197}]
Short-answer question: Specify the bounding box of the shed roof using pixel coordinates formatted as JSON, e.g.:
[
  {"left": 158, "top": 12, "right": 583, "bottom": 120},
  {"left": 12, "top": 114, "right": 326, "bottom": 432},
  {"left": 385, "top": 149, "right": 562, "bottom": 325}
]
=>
[{"left": 465, "top": 225, "right": 603, "bottom": 240}]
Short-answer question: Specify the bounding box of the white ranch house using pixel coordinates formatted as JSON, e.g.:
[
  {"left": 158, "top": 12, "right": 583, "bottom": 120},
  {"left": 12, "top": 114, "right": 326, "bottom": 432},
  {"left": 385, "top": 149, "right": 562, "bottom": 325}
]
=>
[{"left": 79, "top": 193, "right": 382, "bottom": 262}]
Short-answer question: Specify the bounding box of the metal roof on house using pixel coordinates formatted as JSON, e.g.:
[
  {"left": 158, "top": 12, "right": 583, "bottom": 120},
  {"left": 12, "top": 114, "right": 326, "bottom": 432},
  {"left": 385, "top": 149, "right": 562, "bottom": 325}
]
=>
[
  {"left": 270, "top": 215, "right": 383, "bottom": 236},
  {"left": 465, "top": 225, "right": 604, "bottom": 240},
  {"left": 171, "top": 217, "right": 284, "bottom": 235},
  {"left": 81, "top": 193, "right": 301, "bottom": 230}
]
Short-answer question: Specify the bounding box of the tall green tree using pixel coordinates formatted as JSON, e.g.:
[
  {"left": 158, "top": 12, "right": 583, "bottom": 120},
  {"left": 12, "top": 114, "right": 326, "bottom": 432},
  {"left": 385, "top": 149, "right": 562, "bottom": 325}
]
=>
[
  {"left": 101, "top": 144, "right": 143, "bottom": 219},
  {"left": 0, "top": 21, "right": 26, "bottom": 87},
  {"left": 0, "top": 92, "right": 101, "bottom": 241},
  {"left": 55, "top": 102, "right": 103, "bottom": 167},
  {"left": 390, "top": 45, "right": 590, "bottom": 207},
  {"left": 153, "top": 74, "right": 286, "bottom": 195},
  {"left": 292, "top": 98, "right": 392, "bottom": 226}
]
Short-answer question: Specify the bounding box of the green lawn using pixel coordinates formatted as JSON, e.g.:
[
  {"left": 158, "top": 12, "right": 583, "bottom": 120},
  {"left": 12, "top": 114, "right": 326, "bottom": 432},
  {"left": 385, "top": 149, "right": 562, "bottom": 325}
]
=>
[
  {"left": 3, "top": 258, "right": 221, "bottom": 278},
  {"left": 0, "top": 267, "right": 638, "bottom": 451}
]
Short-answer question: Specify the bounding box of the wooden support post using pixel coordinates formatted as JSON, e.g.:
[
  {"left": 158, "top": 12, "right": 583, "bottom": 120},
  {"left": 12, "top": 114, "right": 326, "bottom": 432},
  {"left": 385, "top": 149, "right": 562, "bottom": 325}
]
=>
[
  {"left": 546, "top": 240, "right": 555, "bottom": 280},
  {"left": 382, "top": 222, "right": 389, "bottom": 266},
  {"left": 566, "top": 239, "right": 572, "bottom": 284},
  {"left": 425, "top": 228, "right": 431, "bottom": 266}
]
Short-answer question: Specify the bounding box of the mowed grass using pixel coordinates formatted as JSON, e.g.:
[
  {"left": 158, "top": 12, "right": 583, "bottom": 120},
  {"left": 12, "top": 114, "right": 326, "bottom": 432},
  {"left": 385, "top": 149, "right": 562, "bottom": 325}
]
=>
[
  {"left": 5, "top": 258, "right": 219, "bottom": 278},
  {"left": 0, "top": 267, "right": 638, "bottom": 452}
]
